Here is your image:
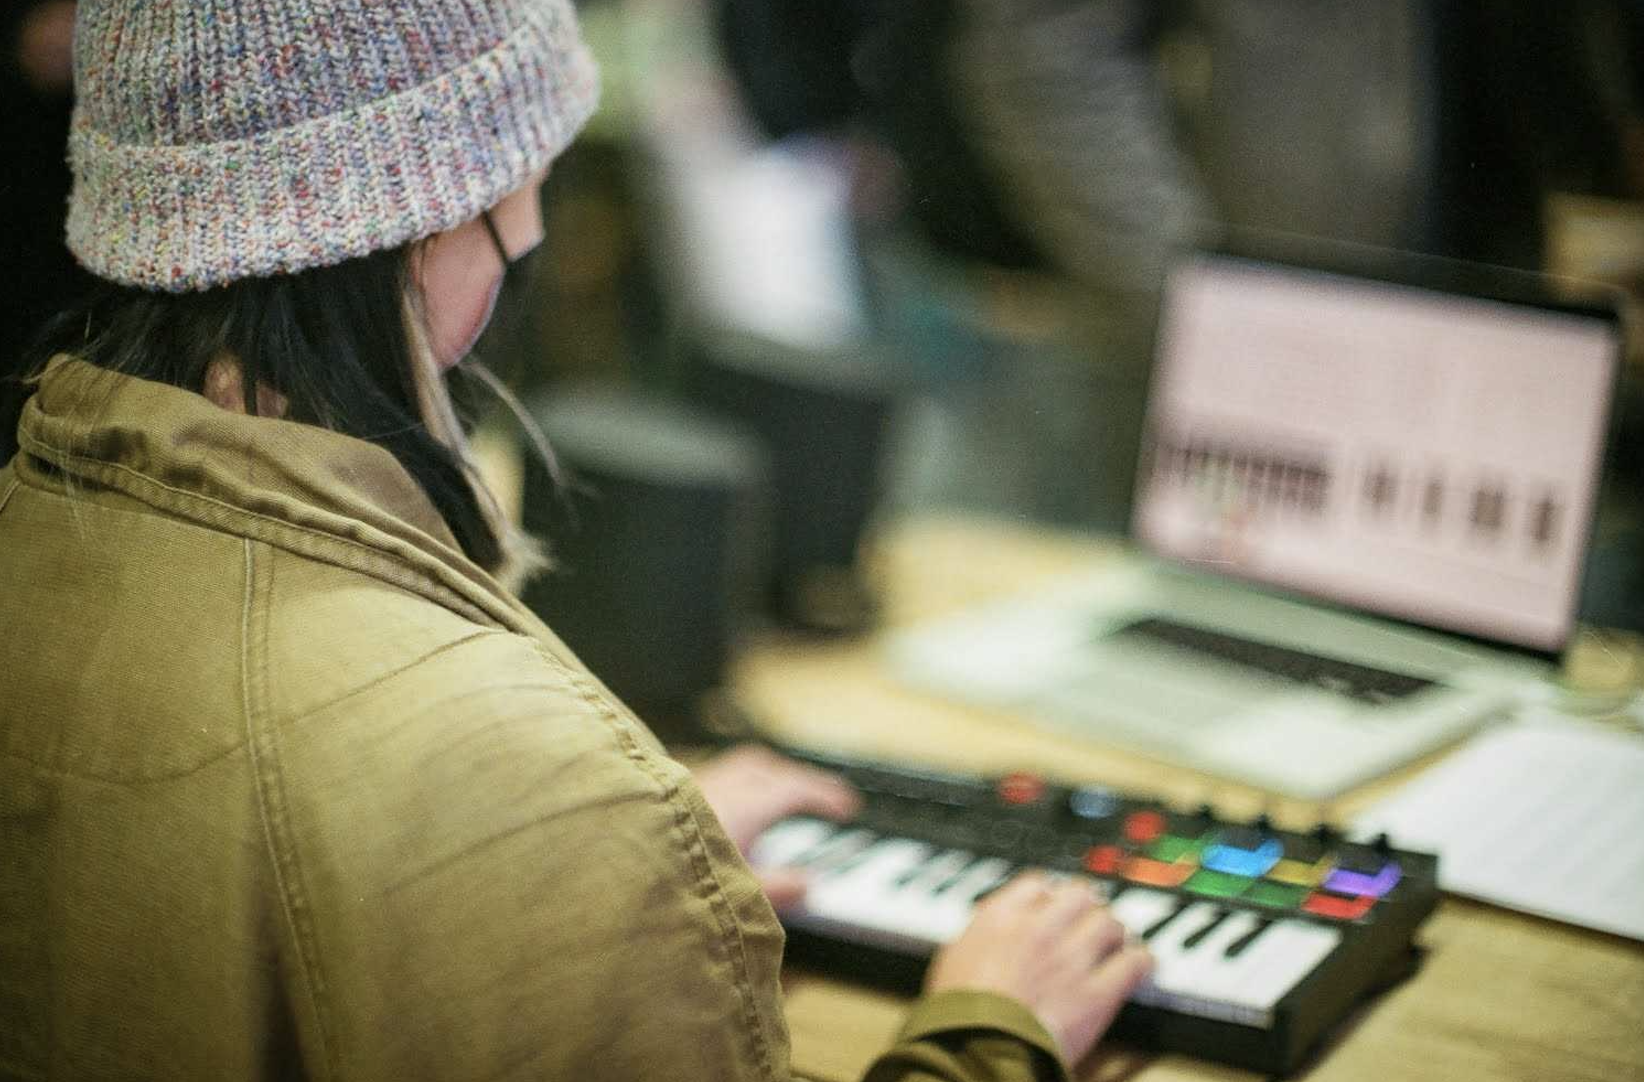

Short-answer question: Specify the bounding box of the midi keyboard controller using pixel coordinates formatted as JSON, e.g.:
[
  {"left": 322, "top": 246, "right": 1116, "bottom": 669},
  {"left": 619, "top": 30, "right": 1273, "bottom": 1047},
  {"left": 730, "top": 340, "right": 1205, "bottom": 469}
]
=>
[{"left": 751, "top": 749, "right": 1439, "bottom": 1075}]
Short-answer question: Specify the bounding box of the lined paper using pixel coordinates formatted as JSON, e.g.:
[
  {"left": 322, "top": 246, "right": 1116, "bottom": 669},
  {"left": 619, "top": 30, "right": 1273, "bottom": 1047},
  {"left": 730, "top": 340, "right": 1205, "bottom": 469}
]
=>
[{"left": 1355, "top": 714, "right": 1644, "bottom": 941}]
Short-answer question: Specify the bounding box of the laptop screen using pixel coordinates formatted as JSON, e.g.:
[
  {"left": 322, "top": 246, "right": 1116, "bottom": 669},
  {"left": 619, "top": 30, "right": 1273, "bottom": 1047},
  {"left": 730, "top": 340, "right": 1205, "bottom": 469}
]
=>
[{"left": 1133, "top": 251, "right": 1621, "bottom": 655}]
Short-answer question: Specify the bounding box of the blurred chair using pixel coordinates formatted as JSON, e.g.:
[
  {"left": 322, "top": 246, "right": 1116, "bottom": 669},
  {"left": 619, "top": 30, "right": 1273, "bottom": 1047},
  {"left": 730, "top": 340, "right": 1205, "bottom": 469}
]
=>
[
  {"left": 683, "top": 326, "right": 899, "bottom": 634},
  {"left": 520, "top": 385, "right": 771, "bottom": 742}
]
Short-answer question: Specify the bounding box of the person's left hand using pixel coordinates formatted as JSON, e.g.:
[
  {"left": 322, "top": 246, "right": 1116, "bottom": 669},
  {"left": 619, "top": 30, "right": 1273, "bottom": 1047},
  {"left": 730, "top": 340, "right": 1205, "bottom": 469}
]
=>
[{"left": 692, "top": 745, "right": 860, "bottom": 911}]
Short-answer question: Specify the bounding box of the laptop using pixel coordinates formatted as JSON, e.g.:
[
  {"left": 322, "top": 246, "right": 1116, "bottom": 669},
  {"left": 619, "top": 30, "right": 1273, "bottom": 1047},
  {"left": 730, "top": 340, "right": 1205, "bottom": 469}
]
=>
[{"left": 888, "top": 245, "right": 1624, "bottom": 798}]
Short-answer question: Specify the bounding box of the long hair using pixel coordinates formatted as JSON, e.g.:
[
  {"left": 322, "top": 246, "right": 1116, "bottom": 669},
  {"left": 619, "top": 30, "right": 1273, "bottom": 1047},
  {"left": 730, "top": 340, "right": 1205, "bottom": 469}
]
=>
[{"left": 0, "top": 245, "right": 546, "bottom": 589}]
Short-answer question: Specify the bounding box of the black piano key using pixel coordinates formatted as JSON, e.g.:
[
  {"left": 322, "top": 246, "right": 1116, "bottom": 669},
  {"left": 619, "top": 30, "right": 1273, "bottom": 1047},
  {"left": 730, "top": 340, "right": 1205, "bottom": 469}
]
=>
[
  {"left": 1179, "top": 907, "right": 1230, "bottom": 950},
  {"left": 805, "top": 831, "right": 878, "bottom": 873},
  {"left": 1142, "top": 900, "right": 1192, "bottom": 941},
  {"left": 782, "top": 824, "right": 844, "bottom": 867},
  {"left": 1223, "top": 916, "right": 1273, "bottom": 958},
  {"left": 970, "top": 865, "right": 1025, "bottom": 906},
  {"left": 927, "top": 856, "right": 983, "bottom": 897},
  {"left": 817, "top": 839, "right": 883, "bottom": 880},
  {"left": 886, "top": 850, "right": 939, "bottom": 890}
]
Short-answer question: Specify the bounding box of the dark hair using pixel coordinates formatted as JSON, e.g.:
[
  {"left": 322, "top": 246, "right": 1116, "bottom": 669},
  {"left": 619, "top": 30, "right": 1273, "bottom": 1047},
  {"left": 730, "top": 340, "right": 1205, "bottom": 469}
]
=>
[{"left": 0, "top": 247, "right": 505, "bottom": 571}]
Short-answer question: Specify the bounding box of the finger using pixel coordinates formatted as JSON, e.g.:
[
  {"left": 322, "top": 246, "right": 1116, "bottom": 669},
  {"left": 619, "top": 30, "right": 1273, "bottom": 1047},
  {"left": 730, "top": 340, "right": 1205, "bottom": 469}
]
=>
[
  {"left": 764, "top": 753, "right": 862, "bottom": 808},
  {"left": 975, "top": 869, "right": 1054, "bottom": 916},
  {"left": 1034, "top": 877, "right": 1102, "bottom": 934},
  {"left": 1080, "top": 946, "right": 1156, "bottom": 1037},
  {"left": 760, "top": 766, "right": 862, "bottom": 823},
  {"left": 758, "top": 868, "right": 811, "bottom": 913},
  {"left": 1070, "top": 905, "right": 1127, "bottom": 965}
]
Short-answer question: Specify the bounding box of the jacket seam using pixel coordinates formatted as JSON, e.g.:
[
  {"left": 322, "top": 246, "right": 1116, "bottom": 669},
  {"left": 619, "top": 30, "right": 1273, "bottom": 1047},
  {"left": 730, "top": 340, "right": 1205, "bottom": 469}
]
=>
[
  {"left": 242, "top": 538, "right": 339, "bottom": 1080},
  {"left": 277, "top": 631, "right": 505, "bottom": 727},
  {"left": 19, "top": 434, "right": 512, "bottom": 630},
  {"left": 0, "top": 474, "right": 19, "bottom": 516},
  {"left": 543, "top": 650, "right": 781, "bottom": 1081},
  {"left": 0, "top": 744, "right": 247, "bottom": 785}
]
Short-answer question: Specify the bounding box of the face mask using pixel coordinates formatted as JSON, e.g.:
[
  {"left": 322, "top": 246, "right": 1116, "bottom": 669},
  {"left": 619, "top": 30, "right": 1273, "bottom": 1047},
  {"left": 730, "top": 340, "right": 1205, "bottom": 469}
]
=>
[{"left": 466, "top": 209, "right": 543, "bottom": 374}]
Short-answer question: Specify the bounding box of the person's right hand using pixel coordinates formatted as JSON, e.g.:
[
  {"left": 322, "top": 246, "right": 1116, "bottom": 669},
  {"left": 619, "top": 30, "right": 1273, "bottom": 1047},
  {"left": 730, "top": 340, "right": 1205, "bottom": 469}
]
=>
[{"left": 924, "top": 871, "right": 1154, "bottom": 1066}]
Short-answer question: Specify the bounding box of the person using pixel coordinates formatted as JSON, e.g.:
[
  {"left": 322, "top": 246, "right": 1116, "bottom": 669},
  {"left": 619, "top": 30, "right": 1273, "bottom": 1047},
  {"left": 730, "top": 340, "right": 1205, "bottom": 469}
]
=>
[{"left": 0, "top": 2, "right": 1152, "bottom": 1080}]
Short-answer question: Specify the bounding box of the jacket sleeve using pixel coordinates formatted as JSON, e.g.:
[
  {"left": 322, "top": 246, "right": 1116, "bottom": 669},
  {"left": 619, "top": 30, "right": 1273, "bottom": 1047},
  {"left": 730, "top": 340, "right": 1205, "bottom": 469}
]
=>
[
  {"left": 863, "top": 991, "right": 1069, "bottom": 1082},
  {"left": 251, "top": 629, "right": 793, "bottom": 1082}
]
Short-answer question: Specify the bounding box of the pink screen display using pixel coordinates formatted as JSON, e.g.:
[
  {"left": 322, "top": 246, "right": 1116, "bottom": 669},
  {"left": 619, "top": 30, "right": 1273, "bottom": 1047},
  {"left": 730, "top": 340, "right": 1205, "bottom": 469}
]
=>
[{"left": 1134, "top": 256, "right": 1619, "bottom": 653}]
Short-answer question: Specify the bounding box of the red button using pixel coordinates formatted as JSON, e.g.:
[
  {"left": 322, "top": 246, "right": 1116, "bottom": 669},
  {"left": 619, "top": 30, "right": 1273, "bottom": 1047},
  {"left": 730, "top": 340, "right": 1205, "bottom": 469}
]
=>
[
  {"left": 1302, "top": 892, "right": 1375, "bottom": 921},
  {"left": 1083, "top": 845, "right": 1122, "bottom": 875},
  {"left": 1123, "top": 810, "right": 1167, "bottom": 844},
  {"left": 997, "top": 772, "right": 1045, "bottom": 806}
]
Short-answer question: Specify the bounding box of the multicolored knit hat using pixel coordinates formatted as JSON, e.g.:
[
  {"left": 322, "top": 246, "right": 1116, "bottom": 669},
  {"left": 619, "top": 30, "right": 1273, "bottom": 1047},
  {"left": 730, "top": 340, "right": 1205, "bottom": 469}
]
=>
[{"left": 66, "top": 0, "right": 600, "bottom": 292}]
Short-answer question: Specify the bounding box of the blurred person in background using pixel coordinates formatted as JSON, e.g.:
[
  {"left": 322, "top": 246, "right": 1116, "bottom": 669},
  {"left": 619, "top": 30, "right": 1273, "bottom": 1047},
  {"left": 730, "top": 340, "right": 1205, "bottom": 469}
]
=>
[
  {"left": 2, "top": 0, "right": 86, "bottom": 369},
  {"left": 717, "top": 0, "right": 1640, "bottom": 532},
  {"left": 0, "top": 1, "right": 1151, "bottom": 1079}
]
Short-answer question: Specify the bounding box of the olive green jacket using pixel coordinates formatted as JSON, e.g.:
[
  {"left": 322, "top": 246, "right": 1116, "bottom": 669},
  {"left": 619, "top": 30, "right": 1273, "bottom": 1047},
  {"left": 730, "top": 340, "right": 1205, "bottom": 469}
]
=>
[{"left": 0, "top": 359, "right": 1065, "bottom": 1082}]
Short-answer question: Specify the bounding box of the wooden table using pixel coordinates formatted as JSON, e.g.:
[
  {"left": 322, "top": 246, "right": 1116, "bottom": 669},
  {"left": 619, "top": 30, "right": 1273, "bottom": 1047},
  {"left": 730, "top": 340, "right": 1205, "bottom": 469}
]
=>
[{"left": 727, "top": 515, "right": 1644, "bottom": 1082}]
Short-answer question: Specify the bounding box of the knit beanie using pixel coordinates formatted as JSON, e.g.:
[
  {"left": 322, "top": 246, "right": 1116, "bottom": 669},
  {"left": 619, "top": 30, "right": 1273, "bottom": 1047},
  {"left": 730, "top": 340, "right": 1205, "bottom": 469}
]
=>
[{"left": 66, "top": 0, "right": 600, "bottom": 292}]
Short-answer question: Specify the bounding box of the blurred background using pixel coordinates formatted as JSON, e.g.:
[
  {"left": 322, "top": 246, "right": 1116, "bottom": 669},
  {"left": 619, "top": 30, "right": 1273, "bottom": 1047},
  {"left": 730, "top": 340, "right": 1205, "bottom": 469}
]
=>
[{"left": 6, "top": 0, "right": 1643, "bottom": 737}]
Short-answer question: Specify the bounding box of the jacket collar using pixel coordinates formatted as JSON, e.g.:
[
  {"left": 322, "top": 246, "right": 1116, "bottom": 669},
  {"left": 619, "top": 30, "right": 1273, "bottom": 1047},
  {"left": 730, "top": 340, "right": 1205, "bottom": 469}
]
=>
[{"left": 16, "top": 356, "right": 551, "bottom": 639}]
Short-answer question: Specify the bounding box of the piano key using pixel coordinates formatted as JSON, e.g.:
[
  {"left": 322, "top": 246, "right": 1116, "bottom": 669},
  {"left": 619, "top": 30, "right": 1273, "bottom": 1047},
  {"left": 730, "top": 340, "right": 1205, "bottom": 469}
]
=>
[
  {"left": 895, "top": 848, "right": 973, "bottom": 892},
  {"left": 1130, "top": 902, "right": 1231, "bottom": 1014},
  {"left": 1137, "top": 910, "right": 1339, "bottom": 1026},
  {"left": 1134, "top": 903, "right": 1221, "bottom": 991},
  {"left": 874, "top": 850, "right": 981, "bottom": 942},
  {"left": 1106, "top": 887, "right": 1181, "bottom": 938},
  {"left": 815, "top": 838, "right": 887, "bottom": 881},
  {"left": 1224, "top": 915, "right": 1272, "bottom": 958},
  {"left": 1169, "top": 910, "right": 1263, "bottom": 1004},
  {"left": 944, "top": 857, "right": 1016, "bottom": 908},
  {"left": 1146, "top": 902, "right": 1222, "bottom": 957},
  {"left": 1224, "top": 919, "right": 1343, "bottom": 1011},
  {"left": 1180, "top": 907, "right": 1232, "bottom": 950},
  {"left": 923, "top": 857, "right": 1013, "bottom": 942},
  {"left": 801, "top": 839, "right": 938, "bottom": 945},
  {"left": 1195, "top": 917, "right": 1321, "bottom": 1016},
  {"left": 807, "top": 839, "right": 933, "bottom": 902},
  {"left": 801, "top": 828, "right": 878, "bottom": 873},
  {"left": 874, "top": 848, "right": 986, "bottom": 940},
  {"left": 748, "top": 817, "right": 837, "bottom": 870},
  {"left": 1141, "top": 900, "right": 1193, "bottom": 940}
]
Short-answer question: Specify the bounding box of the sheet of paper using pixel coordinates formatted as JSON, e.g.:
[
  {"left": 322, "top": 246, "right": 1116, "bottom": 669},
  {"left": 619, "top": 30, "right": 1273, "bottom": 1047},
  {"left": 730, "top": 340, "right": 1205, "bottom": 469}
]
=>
[{"left": 1354, "top": 713, "right": 1644, "bottom": 941}]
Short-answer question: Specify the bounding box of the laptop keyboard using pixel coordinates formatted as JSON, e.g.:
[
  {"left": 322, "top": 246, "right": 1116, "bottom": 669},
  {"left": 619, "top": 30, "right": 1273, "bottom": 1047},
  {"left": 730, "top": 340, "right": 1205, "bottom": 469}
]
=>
[{"left": 1110, "top": 618, "right": 1437, "bottom": 705}]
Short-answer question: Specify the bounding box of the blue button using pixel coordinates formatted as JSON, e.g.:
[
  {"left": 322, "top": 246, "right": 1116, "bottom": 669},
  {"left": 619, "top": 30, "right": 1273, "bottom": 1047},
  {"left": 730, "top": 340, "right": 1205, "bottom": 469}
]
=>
[
  {"left": 1201, "top": 838, "right": 1284, "bottom": 878},
  {"left": 1069, "top": 786, "right": 1121, "bottom": 820}
]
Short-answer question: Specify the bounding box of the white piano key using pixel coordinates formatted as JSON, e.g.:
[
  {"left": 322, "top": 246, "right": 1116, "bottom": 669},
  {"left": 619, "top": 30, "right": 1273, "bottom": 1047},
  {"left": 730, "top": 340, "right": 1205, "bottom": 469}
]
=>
[
  {"left": 1166, "top": 909, "right": 1262, "bottom": 1005},
  {"left": 748, "top": 818, "right": 837, "bottom": 870},
  {"left": 1224, "top": 919, "right": 1342, "bottom": 1012},
  {"left": 1129, "top": 903, "right": 1220, "bottom": 1010},
  {"left": 1143, "top": 902, "right": 1222, "bottom": 966},
  {"left": 897, "top": 848, "right": 976, "bottom": 894},
  {"left": 797, "top": 840, "right": 939, "bottom": 952},
  {"left": 923, "top": 857, "right": 1013, "bottom": 942},
  {"left": 805, "top": 839, "right": 933, "bottom": 918},
  {"left": 801, "top": 828, "right": 878, "bottom": 873},
  {"left": 1106, "top": 888, "right": 1180, "bottom": 938},
  {"left": 873, "top": 848, "right": 978, "bottom": 944},
  {"left": 1184, "top": 918, "right": 1282, "bottom": 1018}
]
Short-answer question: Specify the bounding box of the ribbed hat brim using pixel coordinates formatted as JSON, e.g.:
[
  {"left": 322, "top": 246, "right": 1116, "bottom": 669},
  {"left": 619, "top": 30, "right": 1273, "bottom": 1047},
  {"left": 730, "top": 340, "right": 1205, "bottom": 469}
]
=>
[{"left": 67, "top": 4, "right": 599, "bottom": 292}]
